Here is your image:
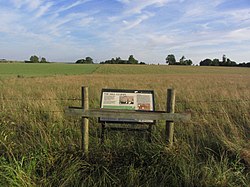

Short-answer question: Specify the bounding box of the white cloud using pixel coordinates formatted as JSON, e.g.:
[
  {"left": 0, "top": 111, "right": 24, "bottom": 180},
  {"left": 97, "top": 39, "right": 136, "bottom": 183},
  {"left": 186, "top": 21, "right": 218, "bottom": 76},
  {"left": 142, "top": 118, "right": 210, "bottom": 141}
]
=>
[
  {"left": 35, "top": 2, "right": 54, "bottom": 18},
  {"left": 11, "top": 0, "right": 42, "bottom": 11},
  {"left": 55, "top": 0, "right": 91, "bottom": 13},
  {"left": 120, "top": 0, "right": 170, "bottom": 14},
  {"left": 1, "top": 0, "right": 250, "bottom": 63},
  {"left": 147, "top": 34, "right": 175, "bottom": 46},
  {"left": 226, "top": 27, "right": 250, "bottom": 41},
  {"left": 110, "top": 0, "right": 170, "bottom": 22},
  {"left": 122, "top": 12, "right": 154, "bottom": 30},
  {"left": 26, "top": 0, "right": 42, "bottom": 11}
]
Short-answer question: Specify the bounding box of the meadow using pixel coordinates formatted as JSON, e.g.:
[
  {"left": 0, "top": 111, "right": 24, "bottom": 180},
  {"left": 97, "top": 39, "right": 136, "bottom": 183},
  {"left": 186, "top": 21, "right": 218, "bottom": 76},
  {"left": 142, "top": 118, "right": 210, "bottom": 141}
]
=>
[
  {"left": 0, "top": 64, "right": 249, "bottom": 186},
  {"left": 0, "top": 63, "right": 99, "bottom": 77}
]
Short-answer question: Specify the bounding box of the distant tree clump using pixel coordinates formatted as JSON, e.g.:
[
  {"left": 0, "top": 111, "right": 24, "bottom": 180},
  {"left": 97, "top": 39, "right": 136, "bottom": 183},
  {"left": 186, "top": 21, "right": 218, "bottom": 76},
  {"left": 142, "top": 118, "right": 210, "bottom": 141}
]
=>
[
  {"left": 128, "top": 55, "right": 138, "bottom": 64},
  {"left": 30, "top": 55, "right": 39, "bottom": 63},
  {"left": 200, "top": 55, "right": 237, "bottom": 67},
  {"left": 76, "top": 57, "right": 94, "bottom": 64},
  {"left": 100, "top": 55, "right": 139, "bottom": 64},
  {"left": 40, "top": 57, "right": 47, "bottom": 63},
  {"left": 25, "top": 55, "right": 49, "bottom": 63},
  {"left": 166, "top": 54, "right": 192, "bottom": 65},
  {"left": 166, "top": 54, "right": 176, "bottom": 65},
  {"left": 238, "top": 62, "right": 250, "bottom": 67}
]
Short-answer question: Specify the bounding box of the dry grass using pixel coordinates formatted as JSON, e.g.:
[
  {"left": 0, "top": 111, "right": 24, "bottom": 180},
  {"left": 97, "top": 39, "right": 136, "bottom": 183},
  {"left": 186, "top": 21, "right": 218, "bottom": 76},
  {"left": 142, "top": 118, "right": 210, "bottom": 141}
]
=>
[{"left": 0, "top": 65, "right": 249, "bottom": 186}]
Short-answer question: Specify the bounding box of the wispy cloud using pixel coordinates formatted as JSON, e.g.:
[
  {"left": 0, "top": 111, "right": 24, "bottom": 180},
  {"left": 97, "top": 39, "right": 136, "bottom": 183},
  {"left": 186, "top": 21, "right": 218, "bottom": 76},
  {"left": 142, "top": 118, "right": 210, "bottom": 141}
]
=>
[
  {"left": 1, "top": 0, "right": 250, "bottom": 63},
  {"left": 55, "top": 0, "right": 91, "bottom": 14},
  {"left": 11, "top": 0, "right": 42, "bottom": 11},
  {"left": 122, "top": 12, "right": 154, "bottom": 30},
  {"left": 35, "top": 2, "right": 54, "bottom": 18},
  {"left": 118, "top": 0, "right": 170, "bottom": 14}
]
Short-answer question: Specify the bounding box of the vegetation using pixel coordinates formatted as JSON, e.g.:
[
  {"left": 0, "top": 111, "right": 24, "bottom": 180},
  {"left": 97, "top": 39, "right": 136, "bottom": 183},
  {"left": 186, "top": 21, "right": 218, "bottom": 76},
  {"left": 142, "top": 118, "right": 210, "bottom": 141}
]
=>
[
  {"left": 2, "top": 53, "right": 250, "bottom": 67},
  {"left": 200, "top": 54, "right": 250, "bottom": 67},
  {"left": 100, "top": 55, "right": 139, "bottom": 64},
  {"left": 0, "top": 64, "right": 249, "bottom": 186},
  {"left": 25, "top": 55, "right": 49, "bottom": 63},
  {"left": 0, "top": 63, "right": 99, "bottom": 77},
  {"left": 76, "top": 57, "right": 94, "bottom": 64},
  {"left": 238, "top": 62, "right": 250, "bottom": 67},
  {"left": 166, "top": 55, "right": 193, "bottom": 65}
]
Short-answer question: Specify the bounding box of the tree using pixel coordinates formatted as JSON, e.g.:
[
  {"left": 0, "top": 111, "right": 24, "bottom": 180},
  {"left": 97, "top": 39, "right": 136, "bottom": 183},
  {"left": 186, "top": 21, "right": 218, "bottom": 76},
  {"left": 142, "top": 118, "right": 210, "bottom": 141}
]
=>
[
  {"left": 40, "top": 57, "right": 47, "bottom": 63},
  {"left": 185, "top": 59, "right": 193, "bottom": 65},
  {"left": 30, "top": 55, "right": 39, "bottom": 63},
  {"left": 128, "top": 55, "right": 138, "bottom": 64},
  {"left": 222, "top": 54, "right": 227, "bottom": 63},
  {"left": 200, "top": 59, "right": 212, "bottom": 66},
  {"left": 179, "top": 56, "right": 192, "bottom": 65},
  {"left": 100, "top": 56, "right": 140, "bottom": 64},
  {"left": 179, "top": 56, "right": 186, "bottom": 65},
  {"left": 166, "top": 54, "right": 176, "bottom": 65},
  {"left": 212, "top": 58, "right": 219, "bottom": 66},
  {"left": 76, "top": 57, "right": 93, "bottom": 64},
  {"left": 85, "top": 57, "right": 93, "bottom": 64}
]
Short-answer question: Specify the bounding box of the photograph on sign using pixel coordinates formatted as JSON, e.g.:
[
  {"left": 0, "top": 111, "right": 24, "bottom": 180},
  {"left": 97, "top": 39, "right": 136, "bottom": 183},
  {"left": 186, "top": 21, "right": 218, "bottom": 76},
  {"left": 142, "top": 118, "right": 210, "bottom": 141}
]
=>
[{"left": 99, "top": 89, "right": 155, "bottom": 123}]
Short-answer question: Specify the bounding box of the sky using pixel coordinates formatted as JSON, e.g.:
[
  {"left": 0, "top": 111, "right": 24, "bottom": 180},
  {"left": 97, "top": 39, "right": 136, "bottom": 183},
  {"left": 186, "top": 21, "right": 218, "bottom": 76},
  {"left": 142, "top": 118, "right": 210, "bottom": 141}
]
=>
[{"left": 0, "top": 0, "right": 250, "bottom": 64}]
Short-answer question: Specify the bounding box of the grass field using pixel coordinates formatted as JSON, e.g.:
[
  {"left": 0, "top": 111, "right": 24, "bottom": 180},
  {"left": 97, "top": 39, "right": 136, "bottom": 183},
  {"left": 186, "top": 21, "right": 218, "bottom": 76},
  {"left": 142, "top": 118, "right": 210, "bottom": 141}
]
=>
[
  {"left": 0, "top": 63, "right": 99, "bottom": 77},
  {"left": 0, "top": 63, "right": 250, "bottom": 186},
  {"left": 1, "top": 63, "right": 250, "bottom": 77}
]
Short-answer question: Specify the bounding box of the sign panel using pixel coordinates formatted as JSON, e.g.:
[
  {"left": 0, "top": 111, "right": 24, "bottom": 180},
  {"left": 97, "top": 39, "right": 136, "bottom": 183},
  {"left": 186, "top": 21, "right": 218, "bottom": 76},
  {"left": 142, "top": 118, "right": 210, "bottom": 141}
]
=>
[{"left": 99, "top": 89, "right": 155, "bottom": 123}]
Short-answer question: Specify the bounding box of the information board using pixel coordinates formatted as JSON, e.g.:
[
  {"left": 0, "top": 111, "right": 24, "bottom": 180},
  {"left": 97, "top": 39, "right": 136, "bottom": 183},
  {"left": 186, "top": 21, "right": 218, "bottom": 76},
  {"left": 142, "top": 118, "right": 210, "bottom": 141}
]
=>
[{"left": 99, "top": 89, "right": 155, "bottom": 123}]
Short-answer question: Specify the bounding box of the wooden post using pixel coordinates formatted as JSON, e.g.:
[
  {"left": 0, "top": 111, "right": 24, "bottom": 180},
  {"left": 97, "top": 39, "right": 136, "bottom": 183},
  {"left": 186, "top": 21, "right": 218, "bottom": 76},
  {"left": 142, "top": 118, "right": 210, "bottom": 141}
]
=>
[
  {"left": 81, "top": 86, "right": 89, "bottom": 156},
  {"left": 166, "top": 88, "right": 175, "bottom": 146}
]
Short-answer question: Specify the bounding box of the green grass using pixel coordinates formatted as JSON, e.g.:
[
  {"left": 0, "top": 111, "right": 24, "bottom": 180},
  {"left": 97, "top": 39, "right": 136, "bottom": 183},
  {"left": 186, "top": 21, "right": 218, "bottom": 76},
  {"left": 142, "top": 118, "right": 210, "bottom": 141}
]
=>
[
  {"left": 0, "top": 63, "right": 100, "bottom": 77},
  {"left": 1, "top": 63, "right": 250, "bottom": 78},
  {"left": 94, "top": 64, "right": 250, "bottom": 75},
  {"left": 0, "top": 65, "right": 249, "bottom": 186}
]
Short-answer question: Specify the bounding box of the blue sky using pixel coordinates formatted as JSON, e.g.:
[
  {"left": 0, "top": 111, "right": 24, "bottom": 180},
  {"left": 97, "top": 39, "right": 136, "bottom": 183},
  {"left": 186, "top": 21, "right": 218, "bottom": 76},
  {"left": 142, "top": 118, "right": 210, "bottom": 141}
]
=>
[{"left": 0, "top": 0, "right": 250, "bottom": 64}]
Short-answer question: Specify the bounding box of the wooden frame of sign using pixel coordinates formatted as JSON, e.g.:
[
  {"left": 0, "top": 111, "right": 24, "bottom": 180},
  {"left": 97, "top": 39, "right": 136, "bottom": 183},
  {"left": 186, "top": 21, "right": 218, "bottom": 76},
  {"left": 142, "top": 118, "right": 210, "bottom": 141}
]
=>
[{"left": 99, "top": 88, "right": 155, "bottom": 142}]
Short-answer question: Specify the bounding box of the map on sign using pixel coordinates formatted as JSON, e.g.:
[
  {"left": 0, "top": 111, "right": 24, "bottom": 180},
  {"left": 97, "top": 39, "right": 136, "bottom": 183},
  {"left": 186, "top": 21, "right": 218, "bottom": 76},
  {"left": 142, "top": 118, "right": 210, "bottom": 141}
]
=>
[{"left": 99, "top": 89, "right": 155, "bottom": 123}]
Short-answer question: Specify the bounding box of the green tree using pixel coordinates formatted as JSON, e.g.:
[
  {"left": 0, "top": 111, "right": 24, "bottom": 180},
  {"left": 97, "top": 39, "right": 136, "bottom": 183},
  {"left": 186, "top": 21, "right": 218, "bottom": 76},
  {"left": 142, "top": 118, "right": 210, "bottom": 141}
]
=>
[
  {"left": 40, "top": 57, "right": 47, "bottom": 63},
  {"left": 185, "top": 59, "right": 193, "bottom": 65},
  {"left": 200, "top": 59, "right": 212, "bottom": 66},
  {"left": 222, "top": 54, "right": 227, "bottom": 63},
  {"left": 166, "top": 54, "right": 176, "bottom": 65},
  {"left": 76, "top": 57, "right": 93, "bottom": 64},
  {"left": 30, "top": 55, "right": 39, "bottom": 63},
  {"left": 85, "top": 57, "right": 93, "bottom": 64},
  {"left": 179, "top": 56, "right": 186, "bottom": 65},
  {"left": 128, "top": 55, "right": 138, "bottom": 64},
  {"left": 212, "top": 58, "right": 219, "bottom": 66}
]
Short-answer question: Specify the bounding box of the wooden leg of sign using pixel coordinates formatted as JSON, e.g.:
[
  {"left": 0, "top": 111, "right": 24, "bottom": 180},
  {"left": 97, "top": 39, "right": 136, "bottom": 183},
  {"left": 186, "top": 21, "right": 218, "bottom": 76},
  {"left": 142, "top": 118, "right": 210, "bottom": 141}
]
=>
[
  {"left": 166, "top": 88, "right": 175, "bottom": 146},
  {"left": 81, "top": 86, "right": 89, "bottom": 157}
]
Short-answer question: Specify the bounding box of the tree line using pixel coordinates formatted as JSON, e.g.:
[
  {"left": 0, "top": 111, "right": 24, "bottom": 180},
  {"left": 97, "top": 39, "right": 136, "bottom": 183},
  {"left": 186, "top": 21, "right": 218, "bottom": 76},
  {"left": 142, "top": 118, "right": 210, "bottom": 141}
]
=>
[
  {"left": 199, "top": 55, "right": 250, "bottom": 67},
  {"left": 165, "top": 54, "right": 192, "bottom": 65},
  {"left": 76, "top": 54, "right": 192, "bottom": 65},
  {"left": 25, "top": 55, "right": 49, "bottom": 63},
  {"left": 8, "top": 54, "right": 248, "bottom": 67},
  {"left": 76, "top": 55, "right": 145, "bottom": 65}
]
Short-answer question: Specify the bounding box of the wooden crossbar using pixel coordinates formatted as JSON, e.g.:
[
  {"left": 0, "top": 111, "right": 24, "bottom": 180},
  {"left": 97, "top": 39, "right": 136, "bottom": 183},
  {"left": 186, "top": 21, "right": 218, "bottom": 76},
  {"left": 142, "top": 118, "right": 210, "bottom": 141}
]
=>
[{"left": 66, "top": 108, "right": 191, "bottom": 122}]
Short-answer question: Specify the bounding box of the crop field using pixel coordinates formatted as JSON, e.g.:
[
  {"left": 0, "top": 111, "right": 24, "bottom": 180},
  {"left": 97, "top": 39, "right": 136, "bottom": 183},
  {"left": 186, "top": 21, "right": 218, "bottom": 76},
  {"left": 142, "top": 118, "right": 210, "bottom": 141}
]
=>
[
  {"left": 0, "top": 63, "right": 250, "bottom": 186},
  {"left": 0, "top": 63, "right": 99, "bottom": 77}
]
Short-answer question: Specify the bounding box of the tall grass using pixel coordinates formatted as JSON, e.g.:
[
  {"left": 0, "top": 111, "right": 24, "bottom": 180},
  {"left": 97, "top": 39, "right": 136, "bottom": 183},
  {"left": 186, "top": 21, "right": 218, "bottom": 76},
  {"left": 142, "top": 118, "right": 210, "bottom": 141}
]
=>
[
  {"left": 0, "top": 63, "right": 99, "bottom": 77},
  {"left": 0, "top": 65, "right": 249, "bottom": 186}
]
